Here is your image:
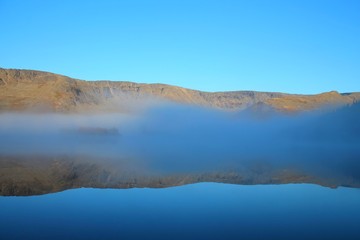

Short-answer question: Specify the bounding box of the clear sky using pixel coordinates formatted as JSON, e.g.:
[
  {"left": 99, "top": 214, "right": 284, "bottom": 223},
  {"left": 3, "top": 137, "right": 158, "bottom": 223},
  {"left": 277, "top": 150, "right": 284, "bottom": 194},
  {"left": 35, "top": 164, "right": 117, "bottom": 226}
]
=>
[{"left": 0, "top": 0, "right": 359, "bottom": 93}]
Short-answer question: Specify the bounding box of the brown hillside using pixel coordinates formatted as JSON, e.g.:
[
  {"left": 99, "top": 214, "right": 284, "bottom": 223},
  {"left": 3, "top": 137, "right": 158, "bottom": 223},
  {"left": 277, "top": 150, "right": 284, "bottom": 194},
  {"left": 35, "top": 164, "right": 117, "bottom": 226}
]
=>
[{"left": 0, "top": 68, "right": 359, "bottom": 112}]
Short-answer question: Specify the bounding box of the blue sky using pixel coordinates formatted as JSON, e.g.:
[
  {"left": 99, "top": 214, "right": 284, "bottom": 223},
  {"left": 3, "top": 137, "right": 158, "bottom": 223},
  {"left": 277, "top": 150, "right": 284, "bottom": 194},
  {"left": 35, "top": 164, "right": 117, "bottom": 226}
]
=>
[{"left": 0, "top": 0, "right": 359, "bottom": 93}]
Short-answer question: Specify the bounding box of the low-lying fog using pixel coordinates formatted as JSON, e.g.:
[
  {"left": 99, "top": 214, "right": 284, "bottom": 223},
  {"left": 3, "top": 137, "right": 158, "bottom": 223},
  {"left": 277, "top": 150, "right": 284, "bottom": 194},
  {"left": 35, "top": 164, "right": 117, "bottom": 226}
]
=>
[{"left": 1, "top": 101, "right": 359, "bottom": 183}]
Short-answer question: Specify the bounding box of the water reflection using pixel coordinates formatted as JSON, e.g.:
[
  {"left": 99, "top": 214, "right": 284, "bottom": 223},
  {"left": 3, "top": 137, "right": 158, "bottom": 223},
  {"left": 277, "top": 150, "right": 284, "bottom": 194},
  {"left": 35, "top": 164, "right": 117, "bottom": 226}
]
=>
[{"left": 1, "top": 183, "right": 360, "bottom": 240}]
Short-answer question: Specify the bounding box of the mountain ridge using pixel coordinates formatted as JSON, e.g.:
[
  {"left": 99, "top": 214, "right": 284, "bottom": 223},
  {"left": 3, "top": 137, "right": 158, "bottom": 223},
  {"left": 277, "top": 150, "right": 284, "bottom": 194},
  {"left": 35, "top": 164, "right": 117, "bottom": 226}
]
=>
[{"left": 1, "top": 68, "right": 359, "bottom": 113}]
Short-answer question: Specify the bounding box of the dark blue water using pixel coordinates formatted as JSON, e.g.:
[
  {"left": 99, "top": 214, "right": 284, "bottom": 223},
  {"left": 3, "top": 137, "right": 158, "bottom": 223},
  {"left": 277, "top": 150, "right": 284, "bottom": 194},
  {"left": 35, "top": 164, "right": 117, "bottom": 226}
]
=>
[{"left": 1, "top": 183, "right": 360, "bottom": 240}]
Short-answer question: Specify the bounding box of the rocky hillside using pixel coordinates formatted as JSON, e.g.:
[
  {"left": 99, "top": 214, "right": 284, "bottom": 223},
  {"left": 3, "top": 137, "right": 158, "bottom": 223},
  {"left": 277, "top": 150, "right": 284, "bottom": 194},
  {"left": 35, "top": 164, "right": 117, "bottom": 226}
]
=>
[{"left": 1, "top": 68, "right": 359, "bottom": 112}]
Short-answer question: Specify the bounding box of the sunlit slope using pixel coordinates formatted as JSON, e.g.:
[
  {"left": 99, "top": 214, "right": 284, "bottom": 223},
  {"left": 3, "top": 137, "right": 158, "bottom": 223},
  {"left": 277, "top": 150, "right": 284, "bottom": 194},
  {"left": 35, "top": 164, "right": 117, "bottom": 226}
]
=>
[{"left": 1, "top": 68, "right": 359, "bottom": 112}]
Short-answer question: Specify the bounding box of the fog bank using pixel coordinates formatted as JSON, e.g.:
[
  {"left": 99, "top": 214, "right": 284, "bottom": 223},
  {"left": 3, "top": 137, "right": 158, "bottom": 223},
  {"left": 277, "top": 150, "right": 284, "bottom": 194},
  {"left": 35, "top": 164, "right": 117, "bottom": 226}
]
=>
[{"left": 0, "top": 102, "right": 359, "bottom": 186}]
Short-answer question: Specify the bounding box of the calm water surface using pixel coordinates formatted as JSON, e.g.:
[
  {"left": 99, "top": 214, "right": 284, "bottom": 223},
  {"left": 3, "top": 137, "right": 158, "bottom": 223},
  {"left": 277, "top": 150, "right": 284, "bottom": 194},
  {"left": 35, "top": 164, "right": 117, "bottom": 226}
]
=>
[{"left": 1, "top": 183, "right": 360, "bottom": 240}]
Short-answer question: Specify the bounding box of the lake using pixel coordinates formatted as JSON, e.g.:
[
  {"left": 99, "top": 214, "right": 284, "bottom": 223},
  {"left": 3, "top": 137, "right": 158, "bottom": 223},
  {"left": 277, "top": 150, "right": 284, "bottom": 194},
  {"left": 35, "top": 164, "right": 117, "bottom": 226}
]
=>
[{"left": 1, "top": 183, "right": 360, "bottom": 240}]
